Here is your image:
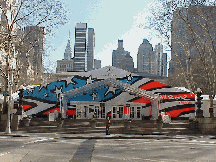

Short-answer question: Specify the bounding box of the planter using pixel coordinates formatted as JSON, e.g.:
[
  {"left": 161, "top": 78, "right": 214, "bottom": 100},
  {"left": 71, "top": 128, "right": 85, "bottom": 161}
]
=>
[
  {"left": 20, "top": 119, "right": 31, "bottom": 127},
  {"left": 156, "top": 122, "right": 163, "bottom": 130},
  {"left": 90, "top": 121, "right": 97, "bottom": 128},
  {"left": 189, "top": 120, "right": 198, "bottom": 129},
  {"left": 57, "top": 120, "right": 64, "bottom": 128},
  {"left": 124, "top": 121, "right": 131, "bottom": 129}
]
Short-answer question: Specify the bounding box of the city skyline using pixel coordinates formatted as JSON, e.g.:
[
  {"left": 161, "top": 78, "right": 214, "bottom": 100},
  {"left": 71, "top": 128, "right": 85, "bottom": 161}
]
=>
[
  {"left": 45, "top": 0, "right": 167, "bottom": 70},
  {"left": 56, "top": 25, "right": 167, "bottom": 75}
]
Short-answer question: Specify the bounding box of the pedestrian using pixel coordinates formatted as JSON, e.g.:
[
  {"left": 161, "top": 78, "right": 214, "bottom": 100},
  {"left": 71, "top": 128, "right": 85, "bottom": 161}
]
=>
[
  {"left": 106, "top": 116, "right": 111, "bottom": 135},
  {"left": 107, "top": 110, "right": 112, "bottom": 119}
]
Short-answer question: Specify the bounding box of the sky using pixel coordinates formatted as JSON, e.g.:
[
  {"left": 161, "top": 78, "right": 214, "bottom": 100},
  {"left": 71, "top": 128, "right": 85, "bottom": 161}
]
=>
[{"left": 45, "top": 0, "right": 169, "bottom": 71}]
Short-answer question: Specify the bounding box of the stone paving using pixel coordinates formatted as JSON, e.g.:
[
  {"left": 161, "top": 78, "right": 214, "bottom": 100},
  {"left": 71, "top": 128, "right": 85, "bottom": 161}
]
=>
[
  {"left": 1, "top": 132, "right": 216, "bottom": 162},
  {"left": 0, "top": 119, "right": 211, "bottom": 162},
  {"left": 0, "top": 131, "right": 216, "bottom": 161}
]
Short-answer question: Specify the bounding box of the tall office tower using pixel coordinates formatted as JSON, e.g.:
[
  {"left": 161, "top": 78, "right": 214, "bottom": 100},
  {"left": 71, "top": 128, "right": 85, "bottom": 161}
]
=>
[
  {"left": 121, "top": 53, "right": 134, "bottom": 72},
  {"left": 94, "top": 59, "right": 101, "bottom": 69},
  {"left": 0, "top": 1, "right": 7, "bottom": 30},
  {"left": 154, "top": 43, "right": 163, "bottom": 76},
  {"left": 22, "top": 26, "right": 45, "bottom": 78},
  {"left": 137, "top": 39, "right": 154, "bottom": 74},
  {"left": 161, "top": 53, "right": 167, "bottom": 77},
  {"left": 0, "top": 0, "right": 17, "bottom": 28},
  {"left": 170, "top": 5, "right": 216, "bottom": 74},
  {"left": 74, "top": 23, "right": 87, "bottom": 71},
  {"left": 87, "top": 28, "right": 95, "bottom": 71},
  {"left": 112, "top": 40, "right": 131, "bottom": 69},
  {"left": 0, "top": 0, "right": 20, "bottom": 50},
  {"left": 56, "top": 34, "right": 74, "bottom": 73},
  {"left": 64, "top": 32, "right": 72, "bottom": 60}
]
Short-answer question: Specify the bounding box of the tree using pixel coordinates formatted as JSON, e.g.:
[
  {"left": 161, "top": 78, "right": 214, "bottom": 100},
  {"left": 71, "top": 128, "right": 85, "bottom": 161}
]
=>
[
  {"left": 144, "top": 0, "right": 216, "bottom": 112},
  {"left": 0, "top": 0, "right": 69, "bottom": 114}
]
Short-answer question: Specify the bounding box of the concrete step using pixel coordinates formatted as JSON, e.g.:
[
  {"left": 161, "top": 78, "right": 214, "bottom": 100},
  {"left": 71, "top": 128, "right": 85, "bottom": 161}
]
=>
[
  {"left": 1, "top": 117, "right": 192, "bottom": 134},
  {"left": 17, "top": 124, "right": 194, "bottom": 135},
  {"left": 163, "top": 123, "right": 189, "bottom": 128},
  {"left": 17, "top": 125, "right": 124, "bottom": 134},
  {"left": 29, "top": 118, "right": 190, "bottom": 126}
]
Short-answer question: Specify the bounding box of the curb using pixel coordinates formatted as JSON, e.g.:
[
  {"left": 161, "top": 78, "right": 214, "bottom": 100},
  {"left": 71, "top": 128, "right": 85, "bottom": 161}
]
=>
[
  {"left": 0, "top": 133, "right": 181, "bottom": 139},
  {"left": 60, "top": 135, "right": 182, "bottom": 140},
  {"left": 0, "top": 134, "right": 30, "bottom": 137}
]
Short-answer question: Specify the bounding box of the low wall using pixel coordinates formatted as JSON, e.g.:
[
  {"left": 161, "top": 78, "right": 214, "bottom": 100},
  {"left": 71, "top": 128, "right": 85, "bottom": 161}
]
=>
[
  {"left": 197, "top": 118, "right": 216, "bottom": 134},
  {"left": 198, "top": 97, "right": 216, "bottom": 117}
]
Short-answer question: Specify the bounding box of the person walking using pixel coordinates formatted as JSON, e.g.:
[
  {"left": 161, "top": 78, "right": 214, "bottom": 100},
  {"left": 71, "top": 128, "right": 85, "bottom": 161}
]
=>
[
  {"left": 107, "top": 110, "right": 112, "bottom": 119},
  {"left": 106, "top": 116, "right": 111, "bottom": 135}
]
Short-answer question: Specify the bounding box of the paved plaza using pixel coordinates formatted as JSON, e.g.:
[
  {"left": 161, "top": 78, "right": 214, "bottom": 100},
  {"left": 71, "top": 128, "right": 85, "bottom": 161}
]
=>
[{"left": 1, "top": 133, "right": 216, "bottom": 161}]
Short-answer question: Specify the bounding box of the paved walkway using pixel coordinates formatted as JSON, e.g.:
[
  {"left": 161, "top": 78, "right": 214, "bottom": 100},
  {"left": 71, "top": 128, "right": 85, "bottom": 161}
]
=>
[
  {"left": 1, "top": 133, "right": 216, "bottom": 162},
  {"left": 0, "top": 131, "right": 187, "bottom": 140},
  {"left": 0, "top": 131, "right": 206, "bottom": 142}
]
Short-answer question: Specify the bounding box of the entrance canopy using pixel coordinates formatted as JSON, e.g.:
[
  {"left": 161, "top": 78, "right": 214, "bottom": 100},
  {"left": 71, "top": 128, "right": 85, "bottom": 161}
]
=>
[{"left": 61, "top": 78, "right": 160, "bottom": 118}]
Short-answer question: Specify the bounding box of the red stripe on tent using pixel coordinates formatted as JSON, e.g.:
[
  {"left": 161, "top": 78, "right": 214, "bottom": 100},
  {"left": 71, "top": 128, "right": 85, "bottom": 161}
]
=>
[
  {"left": 149, "top": 105, "right": 152, "bottom": 116},
  {"left": 160, "top": 93, "right": 195, "bottom": 100},
  {"left": 140, "top": 81, "right": 168, "bottom": 90},
  {"left": 22, "top": 105, "right": 32, "bottom": 110},
  {"left": 42, "top": 108, "right": 60, "bottom": 115},
  {"left": 166, "top": 107, "right": 195, "bottom": 118},
  {"left": 67, "top": 110, "right": 76, "bottom": 115},
  {"left": 131, "top": 98, "right": 151, "bottom": 104},
  {"left": 124, "top": 106, "right": 130, "bottom": 114}
]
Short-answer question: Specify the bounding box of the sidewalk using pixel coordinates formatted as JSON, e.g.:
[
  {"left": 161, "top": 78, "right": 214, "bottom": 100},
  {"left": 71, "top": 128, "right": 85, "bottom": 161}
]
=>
[
  {"left": 0, "top": 120, "right": 200, "bottom": 139},
  {"left": 0, "top": 131, "right": 187, "bottom": 139}
]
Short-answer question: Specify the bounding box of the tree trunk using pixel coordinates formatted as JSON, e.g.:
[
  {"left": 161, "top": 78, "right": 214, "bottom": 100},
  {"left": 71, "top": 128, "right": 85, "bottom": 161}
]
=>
[{"left": 209, "top": 95, "right": 214, "bottom": 118}]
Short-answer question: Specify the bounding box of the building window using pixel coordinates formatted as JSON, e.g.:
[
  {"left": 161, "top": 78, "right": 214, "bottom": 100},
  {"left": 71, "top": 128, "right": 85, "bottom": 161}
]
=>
[
  {"left": 113, "top": 107, "right": 116, "bottom": 118},
  {"left": 95, "top": 106, "right": 99, "bottom": 118},
  {"left": 137, "top": 107, "right": 141, "bottom": 118},
  {"left": 84, "top": 106, "right": 87, "bottom": 118},
  {"left": 119, "top": 107, "right": 123, "bottom": 118},
  {"left": 130, "top": 107, "right": 134, "bottom": 118},
  {"left": 101, "top": 106, "right": 105, "bottom": 118},
  {"left": 89, "top": 108, "right": 94, "bottom": 113}
]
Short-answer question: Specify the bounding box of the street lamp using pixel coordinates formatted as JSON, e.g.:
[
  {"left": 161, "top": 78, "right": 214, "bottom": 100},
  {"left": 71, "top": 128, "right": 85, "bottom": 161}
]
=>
[
  {"left": 195, "top": 88, "right": 204, "bottom": 118},
  {"left": 17, "top": 85, "right": 24, "bottom": 115}
]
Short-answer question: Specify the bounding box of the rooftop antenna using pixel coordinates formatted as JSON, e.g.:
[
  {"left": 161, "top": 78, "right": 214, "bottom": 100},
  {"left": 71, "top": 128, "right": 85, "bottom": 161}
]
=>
[{"left": 69, "top": 30, "right": 71, "bottom": 40}]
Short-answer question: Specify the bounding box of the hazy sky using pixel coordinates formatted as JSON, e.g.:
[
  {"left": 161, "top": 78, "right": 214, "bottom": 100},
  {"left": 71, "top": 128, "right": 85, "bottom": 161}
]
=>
[{"left": 46, "top": 0, "right": 166, "bottom": 70}]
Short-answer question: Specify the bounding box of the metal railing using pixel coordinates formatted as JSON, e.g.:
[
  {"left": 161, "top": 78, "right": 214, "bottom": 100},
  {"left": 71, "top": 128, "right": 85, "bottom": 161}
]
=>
[{"left": 62, "top": 78, "right": 158, "bottom": 100}]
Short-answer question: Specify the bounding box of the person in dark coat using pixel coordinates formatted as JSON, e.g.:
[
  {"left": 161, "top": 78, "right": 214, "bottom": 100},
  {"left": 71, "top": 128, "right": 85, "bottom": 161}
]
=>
[
  {"left": 107, "top": 110, "right": 112, "bottom": 119},
  {"left": 106, "top": 116, "right": 111, "bottom": 135}
]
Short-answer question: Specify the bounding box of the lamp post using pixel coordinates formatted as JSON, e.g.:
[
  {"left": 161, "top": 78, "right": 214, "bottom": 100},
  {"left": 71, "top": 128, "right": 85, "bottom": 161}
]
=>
[
  {"left": 17, "top": 85, "right": 24, "bottom": 115},
  {"left": 195, "top": 88, "right": 204, "bottom": 118},
  {"left": 5, "top": 60, "right": 12, "bottom": 134}
]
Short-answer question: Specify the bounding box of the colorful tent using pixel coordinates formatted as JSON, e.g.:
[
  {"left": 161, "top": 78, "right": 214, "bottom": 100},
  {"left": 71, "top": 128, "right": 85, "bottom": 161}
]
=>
[{"left": 22, "top": 66, "right": 195, "bottom": 119}]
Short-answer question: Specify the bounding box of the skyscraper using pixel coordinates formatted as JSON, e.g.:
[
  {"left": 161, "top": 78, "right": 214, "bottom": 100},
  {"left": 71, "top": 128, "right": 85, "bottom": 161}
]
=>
[
  {"left": 154, "top": 43, "right": 163, "bottom": 76},
  {"left": 22, "top": 26, "right": 45, "bottom": 77},
  {"left": 161, "top": 53, "right": 167, "bottom": 77},
  {"left": 137, "top": 40, "right": 167, "bottom": 76},
  {"left": 137, "top": 39, "right": 154, "bottom": 74},
  {"left": 64, "top": 32, "right": 72, "bottom": 60},
  {"left": 94, "top": 59, "right": 101, "bottom": 69},
  {"left": 74, "top": 23, "right": 87, "bottom": 71},
  {"left": 56, "top": 33, "right": 73, "bottom": 73},
  {"left": 170, "top": 5, "right": 216, "bottom": 74},
  {"left": 87, "top": 28, "right": 95, "bottom": 71},
  {"left": 112, "top": 40, "right": 132, "bottom": 70},
  {"left": 121, "top": 53, "right": 134, "bottom": 72}
]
